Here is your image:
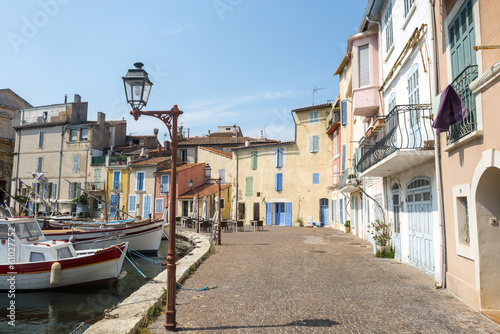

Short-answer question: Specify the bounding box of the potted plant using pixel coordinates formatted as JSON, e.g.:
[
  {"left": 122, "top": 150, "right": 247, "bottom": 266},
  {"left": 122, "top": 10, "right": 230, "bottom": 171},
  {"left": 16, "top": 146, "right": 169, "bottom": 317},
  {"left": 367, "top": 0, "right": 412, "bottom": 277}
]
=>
[
  {"left": 347, "top": 174, "right": 357, "bottom": 185},
  {"left": 370, "top": 219, "right": 391, "bottom": 253},
  {"left": 296, "top": 217, "right": 304, "bottom": 227},
  {"left": 344, "top": 220, "right": 351, "bottom": 233}
]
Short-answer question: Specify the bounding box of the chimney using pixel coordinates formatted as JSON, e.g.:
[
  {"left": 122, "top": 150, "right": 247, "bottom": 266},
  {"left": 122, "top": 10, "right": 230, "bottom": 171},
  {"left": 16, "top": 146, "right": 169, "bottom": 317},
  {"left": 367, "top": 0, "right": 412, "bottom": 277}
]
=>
[
  {"left": 64, "top": 94, "right": 68, "bottom": 104},
  {"left": 157, "top": 143, "right": 162, "bottom": 157},
  {"left": 245, "top": 140, "right": 250, "bottom": 147},
  {"left": 208, "top": 130, "right": 211, "bottom": 143},
  {"left": 164, "top": 140, "right": 171, "bottom": 151},
  {"left": 74, "top": 94, "right": 81, "bottom": 103},
  {"left": 97, "top": 112, "right": 105, "bottom": 126},
  {"left": 187, "top": 128, "right": 190, "bottom": 138},
  {"left": 259, "top": 130, "right": 265, "bottom": 141}
]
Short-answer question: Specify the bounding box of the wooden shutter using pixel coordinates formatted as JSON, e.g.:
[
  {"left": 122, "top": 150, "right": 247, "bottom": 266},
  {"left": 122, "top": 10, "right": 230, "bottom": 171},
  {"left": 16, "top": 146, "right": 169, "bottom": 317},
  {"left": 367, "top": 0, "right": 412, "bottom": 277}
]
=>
[
  {"left": 341, "top": 100, "right": 348, "bottom": 125},
  {"left": 358, "top": 44, "right": 370, "bottom": 87},
  {"left": 309, "top": 136, "right": 314, "bottom": 152},
  {"left": 275, "top": 173, "right": 283, "bottom": 191},
  {"left": 284, "top": 202, "right": 292, "bottom": 226},
  {"left": 73, "top": 155, "right": 80, "bottom": 172},
  {"left": 39, "top": 130, "right": 44, "bottom": 147},
  {"left": 275, "top": 148, "right": 283, "bottom": 167},
  {"left": 266, "top": 202, "right": 273, "bottom": 225},
  {"left": 246, "top": 177, "right": 253, "bottom": 196},
  {"left": 313, "top": 173, "right": 320, "bottom": 184},
  {"left": 129, "top": 195, "right": 136, "bottom": 212},
  {"left": 342, "top": 144, "right": 347, "bottom": 172},
  {"left": 449, "top": 0, "right": 476, "bottom": 78},
  {"left": 251, "top": 151, "right": 258, "bottom": 170}
]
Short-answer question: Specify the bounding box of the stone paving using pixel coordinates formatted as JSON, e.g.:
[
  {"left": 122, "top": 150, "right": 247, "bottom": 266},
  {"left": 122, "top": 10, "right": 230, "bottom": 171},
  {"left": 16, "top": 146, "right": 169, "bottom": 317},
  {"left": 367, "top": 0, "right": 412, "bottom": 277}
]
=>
[{"left": 149, "top": 226, "right": 500, "bottom": 333}]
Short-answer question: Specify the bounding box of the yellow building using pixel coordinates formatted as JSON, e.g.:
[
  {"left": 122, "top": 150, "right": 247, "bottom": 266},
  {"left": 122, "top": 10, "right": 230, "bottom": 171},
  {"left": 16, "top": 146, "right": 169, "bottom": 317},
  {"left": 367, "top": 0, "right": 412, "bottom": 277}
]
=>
[{"left": 232, "top": 103, "right": 333, "bottom": 227}]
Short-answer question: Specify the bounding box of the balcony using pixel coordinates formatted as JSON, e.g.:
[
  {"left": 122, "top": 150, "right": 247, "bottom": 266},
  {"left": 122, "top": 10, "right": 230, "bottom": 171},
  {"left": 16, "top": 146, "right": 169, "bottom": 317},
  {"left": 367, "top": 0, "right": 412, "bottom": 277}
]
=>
[
  {"left": 111, "top": 182, "right": 122, "bottom": 192},
  {"left": 85, "top": 182, "right": 104, "bottom": 192},
  {"left": 356, "top": 104, "right": 435, "bottom": 177},
  {"left": 352, "top": 86, "right": 380, "bottom": 117},
  {"left": 338, "top": 167, "right": 361, "bottom": 193},
  {"left": 446, "top": 65, "right": 478, "bottom": 144},
  {"left": 109, "top": 155, "right": 128, "bottom": 166},
  {"left": 326, "top": 109, "right": 341, "bottom": 134}
]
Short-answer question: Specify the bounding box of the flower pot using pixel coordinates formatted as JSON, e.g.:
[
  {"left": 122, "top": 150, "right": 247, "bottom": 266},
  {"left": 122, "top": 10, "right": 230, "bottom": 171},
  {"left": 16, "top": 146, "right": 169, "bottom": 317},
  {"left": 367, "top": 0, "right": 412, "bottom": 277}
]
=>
[
  {"left": 376, "top": 245, "right": 390, "bottom": 253},
  {"left": 344, "top": 226, "right": 351, "bottom": 233},
  {"left": 373, "top": 118, "right": 386, "bottom": 131}
]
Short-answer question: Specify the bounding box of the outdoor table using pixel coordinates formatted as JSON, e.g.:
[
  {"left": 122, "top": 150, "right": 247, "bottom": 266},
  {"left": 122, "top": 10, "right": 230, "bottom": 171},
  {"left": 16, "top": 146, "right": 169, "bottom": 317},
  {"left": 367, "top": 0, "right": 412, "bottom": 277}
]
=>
[{"left": 250, "top": 220, "right": 257, "bottom": 231}]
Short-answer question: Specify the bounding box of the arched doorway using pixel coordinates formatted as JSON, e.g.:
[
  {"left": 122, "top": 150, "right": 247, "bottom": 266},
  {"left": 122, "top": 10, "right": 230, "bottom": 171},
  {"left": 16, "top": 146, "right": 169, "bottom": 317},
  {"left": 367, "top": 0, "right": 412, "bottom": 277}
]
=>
[{"left": 475, "top": 167, "right": 500, "bottom": 310}]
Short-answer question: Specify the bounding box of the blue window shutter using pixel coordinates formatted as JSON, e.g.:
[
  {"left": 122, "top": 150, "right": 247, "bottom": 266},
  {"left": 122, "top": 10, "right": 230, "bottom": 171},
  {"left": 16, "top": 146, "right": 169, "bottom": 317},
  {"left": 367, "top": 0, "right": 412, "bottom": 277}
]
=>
[
  {"left": 275, "top": 148, "right": 283, "bottom": 168},
  {"left": 129, "top": 195, "right": 136, "bottom": 211},
  {"left": 275, "top": 173, "right": 283, "bottom": 191},
  {"left": 313, "top": 173, "right": 319, "bottom": 184},
  {"left": 39, "top": 131, "right": 44, "bottom": 147},
  {"left": 266, "top": 202, "right": 273, "bottom": 225},
  {"left": 284, "top": 202, "right": 292, "bottom": 226},
  {"left": 341, "top": 100, "right": 347, "bottom": 125},
  {"left": 340, "top": 198, "right": 344, "bottom": 223},
  {"left": 342, "top": 144, "right": 347, "bottom": 172},
  {"left": 314, "top": 136, "right": 319, "bottom": 152},
  {"left": 76, "top": 183, "right": 81, "bottom": 198}
]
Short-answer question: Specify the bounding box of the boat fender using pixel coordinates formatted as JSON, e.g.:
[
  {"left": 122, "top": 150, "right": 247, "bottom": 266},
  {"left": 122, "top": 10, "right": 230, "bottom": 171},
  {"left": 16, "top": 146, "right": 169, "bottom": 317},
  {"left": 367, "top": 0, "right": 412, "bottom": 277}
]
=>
[
  {"left": 50, "top": 262, "right": 61, "bottom": 286},
  {"left": 68, "top": 236, "right": 76, "bottom": 244}
]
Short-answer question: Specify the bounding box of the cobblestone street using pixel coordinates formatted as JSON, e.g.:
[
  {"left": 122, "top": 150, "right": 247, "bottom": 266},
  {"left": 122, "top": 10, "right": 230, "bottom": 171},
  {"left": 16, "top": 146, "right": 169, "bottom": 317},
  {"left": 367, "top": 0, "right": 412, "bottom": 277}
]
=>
[{"left": 149, "top": 226, "right": 500, "bottom": 333}]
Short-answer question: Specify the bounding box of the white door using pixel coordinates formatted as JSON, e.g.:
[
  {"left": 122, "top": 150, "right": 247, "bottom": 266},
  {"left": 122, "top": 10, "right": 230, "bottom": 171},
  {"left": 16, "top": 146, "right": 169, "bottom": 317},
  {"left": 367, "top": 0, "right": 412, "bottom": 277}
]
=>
[
  {"left": 407, "top": 178, "right": 434, "bottom": 276},
  {"left": 392, "top": 187, "right": 402, "bottom": 260}
]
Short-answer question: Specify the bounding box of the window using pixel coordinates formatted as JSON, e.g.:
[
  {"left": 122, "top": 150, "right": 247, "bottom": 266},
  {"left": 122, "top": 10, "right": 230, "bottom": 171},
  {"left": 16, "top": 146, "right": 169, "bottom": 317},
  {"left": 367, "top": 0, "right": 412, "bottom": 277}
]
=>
[
  {"left": 312, "top": 173, "right": 320, "bottom": 185},
  {"left": 48, "top": 183, "right": 57, "bottom": 199},
  {"left": 452, "top": 183, "right": 472, "bottom": 259},
  {"left": 404, "top": 0, "right": 415, "bottom": 17},
  {"left": 136, "top": 171, "right": 145, "bottom": 191},
  {"left": 218, "top": 169, "right": 225, "bottom": 183},
  {"left": 275, "top": 148, "right": 284, "bottom": 168},
  {"left": 38, "top": 130, "right": 44, "bottom": 148},
  {"left": 42, "top": 111, "right": 48, "bottom": 123},
  {"left": 341, "top": 100, "right": 348, "bottom": 126},
  {"left": 408, "top": 64, "right": 420, "bottom": 136},
  {"left": 388, "top": 92, "right": 396, "bottom": 113},
  {"left": 220, "top": 198, "right": 225, "bottom": 210},
  {"left": 69, "top": 129, "right": 78, "bottom": 142},
  {"left": 155, "top": 198, "right": 164, "bottom": 213},
  {"left": 37, "top": 157, "right": 43, "bottom": 173},
  {"left": 30, "top": 252, "right": 45, "bottom": 262},
  {"left": 68, "top": 182, "right": 81, "bottom": 199},
  {"left": 309, "top": 110, "right": 318, "bottom": 124},
  {"left": 112, "top": 171, "right": 121, "bottom": 190},
  {"left": 245, "top": 177, "right": 253, "bottom": 196},
  {"left": 309, "top": 136, "right": 319, "bottom": 153},
  {"left": 73, "top": 155, "right": 80, "bottom": 172},
  {"left": 384, "top": 1, "right": 393, "bottom": 53},
  {"left": 128, "top": 195, "right": 136, "bottom": 212},
  {"left": 341, "top": 144, "right": 347, "bottom": 172},
  {"left": 333, "top": 165, "right": 338, "bottom": 185},
  {"left": 251, "top": 151, "right": 258, "bottom": 170},
  {"left": 457, "top": 197, "right": 470, "bottom": 244},
  {"left": 275, "top": 173, "right": 283, "bottom": 191},
  {"left": 57, "top": 247, "right": 72, "bottom": 260},
  {"left": 80, "top": 128, "right": 88, "bottom": 141},
  {"left": 161, "top": 175, "right": 169, "bottom": 193},
  {"left": 449, "top": 0, "right": 476, "bottom": 78},
  {"left": 358, "top": 44, "right": 370, "bottom": 87},
  {"left": 180, "top": 149, "right": 187, "bottom": 162}
]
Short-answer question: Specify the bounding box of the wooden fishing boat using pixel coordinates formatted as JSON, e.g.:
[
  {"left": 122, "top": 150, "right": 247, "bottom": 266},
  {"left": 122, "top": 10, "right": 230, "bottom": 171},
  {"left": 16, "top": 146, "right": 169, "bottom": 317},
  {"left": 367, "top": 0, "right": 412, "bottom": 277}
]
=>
[{"left": 0, "top": 217, "right": 128, "bottom": 290}]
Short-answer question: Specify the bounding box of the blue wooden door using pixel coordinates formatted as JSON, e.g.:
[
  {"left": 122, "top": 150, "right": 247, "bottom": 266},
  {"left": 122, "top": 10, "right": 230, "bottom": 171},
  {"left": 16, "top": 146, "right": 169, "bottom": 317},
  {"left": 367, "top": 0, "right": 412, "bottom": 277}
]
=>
[
  {"left": 275, "top": 203, "right": 285, "bottom": 225},
  {"left": 266, "top": 203, "right": 273, "bottom": 225},
  {"left": 143, "top": 195, "right": 151, "bottom": 219},
  {"left": 407, "top": 179, "right": 434, "bottom": 276},
  {"left": 320, "top": 198, "right": 329, "bottom": 227},
  {"left": 110, "top": 194, "right": 119, "bottom": 218}
]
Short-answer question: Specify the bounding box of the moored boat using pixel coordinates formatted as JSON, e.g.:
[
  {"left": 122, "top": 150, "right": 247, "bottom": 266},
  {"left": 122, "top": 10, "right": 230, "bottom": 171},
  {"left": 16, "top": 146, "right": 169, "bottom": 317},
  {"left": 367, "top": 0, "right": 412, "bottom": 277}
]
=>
[{"left": 0, "top": 217, "right": 128, "bottom": 290}]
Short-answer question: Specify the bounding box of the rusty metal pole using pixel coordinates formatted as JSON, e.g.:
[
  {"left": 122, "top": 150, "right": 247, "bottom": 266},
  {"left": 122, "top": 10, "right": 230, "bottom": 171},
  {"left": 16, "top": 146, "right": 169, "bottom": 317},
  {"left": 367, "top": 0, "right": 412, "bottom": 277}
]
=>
[{"left": 217, "top": 178, "right": 221, "bottom": 245}]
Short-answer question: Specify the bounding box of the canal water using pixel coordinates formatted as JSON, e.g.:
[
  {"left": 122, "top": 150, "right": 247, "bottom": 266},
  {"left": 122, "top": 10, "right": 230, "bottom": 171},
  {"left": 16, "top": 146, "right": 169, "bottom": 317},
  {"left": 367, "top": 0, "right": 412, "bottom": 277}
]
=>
[{"left": 0, "top": 238, "right": 192, "bottom": 334}]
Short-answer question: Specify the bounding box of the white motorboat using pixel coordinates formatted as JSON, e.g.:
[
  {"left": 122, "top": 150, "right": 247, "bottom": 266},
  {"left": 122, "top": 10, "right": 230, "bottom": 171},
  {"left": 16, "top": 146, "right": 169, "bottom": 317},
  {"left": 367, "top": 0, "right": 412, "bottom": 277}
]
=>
[{"left": 0, "top": 217, "right": 128, "bottom": 290}]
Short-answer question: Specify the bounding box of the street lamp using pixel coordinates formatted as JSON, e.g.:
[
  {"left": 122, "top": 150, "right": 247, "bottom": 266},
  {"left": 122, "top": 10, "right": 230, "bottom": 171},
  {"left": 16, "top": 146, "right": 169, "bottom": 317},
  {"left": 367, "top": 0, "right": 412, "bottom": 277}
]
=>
[
  {"left": 204, "top": 163, "right": 222, "bottom": 245},
  {"left": 123, "top": 62, "right": 182, "bottom": 331},
  {"left": 188, "top": 178, "right": 200, "bottom": 233}
]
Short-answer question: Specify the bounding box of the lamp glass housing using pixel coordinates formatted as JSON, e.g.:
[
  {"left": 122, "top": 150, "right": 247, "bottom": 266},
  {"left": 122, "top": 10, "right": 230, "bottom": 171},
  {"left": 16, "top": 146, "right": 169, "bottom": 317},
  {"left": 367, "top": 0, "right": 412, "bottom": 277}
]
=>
[{"left": 122, "top": 62, "right": 153, "bottom": 110}]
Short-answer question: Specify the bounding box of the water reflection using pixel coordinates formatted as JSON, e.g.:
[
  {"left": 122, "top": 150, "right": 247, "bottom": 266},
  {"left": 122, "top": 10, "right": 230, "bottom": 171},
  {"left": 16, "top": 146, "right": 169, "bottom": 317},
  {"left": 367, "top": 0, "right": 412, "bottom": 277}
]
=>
[{"left": 0, "top": 238, "right": 191, "bottom": 333}]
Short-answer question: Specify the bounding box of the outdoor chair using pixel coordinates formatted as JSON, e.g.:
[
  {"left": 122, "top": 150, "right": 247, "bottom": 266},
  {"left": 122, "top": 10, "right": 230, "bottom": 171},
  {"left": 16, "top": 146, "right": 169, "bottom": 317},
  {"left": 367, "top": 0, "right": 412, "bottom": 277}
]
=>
[
  {"left": 175, "top": 216, "right": 182, "bottom": 226},
  {"left": 236, "top": 220, "right": 244, "bottom": 232},
  {"left": 201, "top": 221, "right": 212, "bottom": 232},
  {"left": 256, "top": 220, "right": 264, "bottom": 231},
  {"left": 220, "top": 220, "right": 228, "bottom": 232}
]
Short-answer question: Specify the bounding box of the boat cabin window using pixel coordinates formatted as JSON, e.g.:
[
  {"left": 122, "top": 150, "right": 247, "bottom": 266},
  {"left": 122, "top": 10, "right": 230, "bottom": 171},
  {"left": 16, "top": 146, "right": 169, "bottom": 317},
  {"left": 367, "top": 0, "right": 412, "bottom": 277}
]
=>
[
  {"left": 15, "top": 222, "right": 43, "bottom": 239},
  {"left": 0, "top": 224, "right": 7, "bottom": 238},
  {"left": 57, "top": 247, "right": 72, "bottom": 260},
  {"left": 30, "top": 252, "right": 45, "bottom": 262}
]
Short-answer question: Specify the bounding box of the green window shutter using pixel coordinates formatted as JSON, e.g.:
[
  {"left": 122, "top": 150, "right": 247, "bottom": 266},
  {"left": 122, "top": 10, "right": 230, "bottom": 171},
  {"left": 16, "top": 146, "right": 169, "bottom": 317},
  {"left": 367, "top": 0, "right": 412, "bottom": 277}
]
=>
[
  {"left": 245, "top": 177, "right": 253, "bottom": 196},
  {"left": 251, "top": 151, "right": 258, "bottom": 170},
  {"left": 449, "top": 0, "right": 476, "bottom": 78}
]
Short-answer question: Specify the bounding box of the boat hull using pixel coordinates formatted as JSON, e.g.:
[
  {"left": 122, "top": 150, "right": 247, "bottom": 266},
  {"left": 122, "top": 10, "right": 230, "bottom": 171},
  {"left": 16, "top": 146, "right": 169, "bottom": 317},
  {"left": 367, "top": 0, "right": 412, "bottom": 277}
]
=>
[
  {"left": 44, "top": 221, "right": 164, "bottom": 253},
  {"left": 0, "top": 243, "right": 128, "bottom": 290}
]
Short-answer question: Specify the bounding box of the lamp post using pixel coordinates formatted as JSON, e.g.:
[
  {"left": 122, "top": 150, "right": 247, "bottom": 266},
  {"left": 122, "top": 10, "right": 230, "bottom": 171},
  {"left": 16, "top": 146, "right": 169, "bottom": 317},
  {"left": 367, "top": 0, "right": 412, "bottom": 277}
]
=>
[
  {"left": 204, "top": 163, "right": 222, "bottom": 245},
  {"left": 123, "top": 62, "right": 182, "bottom": 331},
  {"left": 188, "top": 178, "right": 200, "bottom": 233}
]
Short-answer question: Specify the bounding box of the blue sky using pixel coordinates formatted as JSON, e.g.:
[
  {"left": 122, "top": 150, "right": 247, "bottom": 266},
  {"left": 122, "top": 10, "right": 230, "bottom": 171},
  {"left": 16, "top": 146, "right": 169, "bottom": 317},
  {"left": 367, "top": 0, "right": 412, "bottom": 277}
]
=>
[{"left": 0, "top": 0, "right": 367, "bottom": 142}]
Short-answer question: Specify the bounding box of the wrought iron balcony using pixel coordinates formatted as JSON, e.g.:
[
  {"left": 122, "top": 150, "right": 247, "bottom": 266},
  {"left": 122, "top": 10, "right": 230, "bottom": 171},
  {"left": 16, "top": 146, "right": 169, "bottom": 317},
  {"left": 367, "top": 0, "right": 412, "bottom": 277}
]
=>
[
  {"left": 357, "top": 104, "right": 434, "bottom": 175},
  {"left": 338, "top": 167, "right": 361, "bottom": 193},
  {"left": 85, "top": 182, "right": 104, "bottom": 191},
  {"left": 326, "top": 109, "right": 340, "bottom": 134},
  {"left": 447, "top": 65, "right": 478, "bottom": 144}
]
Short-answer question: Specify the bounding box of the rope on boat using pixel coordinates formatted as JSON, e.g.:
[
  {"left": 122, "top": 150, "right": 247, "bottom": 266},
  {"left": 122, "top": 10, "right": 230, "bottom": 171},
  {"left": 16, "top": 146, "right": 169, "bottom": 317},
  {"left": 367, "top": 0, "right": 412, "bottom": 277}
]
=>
[
  {"left": 116, "top": 246, "right": 147, "bottom": 279},
  {"left": 128, "top": 248, "right": 162, "bottom": 264}
]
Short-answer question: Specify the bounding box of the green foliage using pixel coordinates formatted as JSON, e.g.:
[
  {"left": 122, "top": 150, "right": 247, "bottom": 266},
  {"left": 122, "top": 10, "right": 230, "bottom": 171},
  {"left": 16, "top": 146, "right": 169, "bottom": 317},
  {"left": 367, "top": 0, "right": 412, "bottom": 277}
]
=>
[
  {"left": 344, "top": 220, "right": 351, "bottom": 227},
  {"left": 71, "top": 193, "right": 88, "bottom": 205},
  {"left": 376, "top": 246, "right": 395, "bottom": 258},
  {"left": 370, "top": 219, "right": 391, "bottom": 246}
]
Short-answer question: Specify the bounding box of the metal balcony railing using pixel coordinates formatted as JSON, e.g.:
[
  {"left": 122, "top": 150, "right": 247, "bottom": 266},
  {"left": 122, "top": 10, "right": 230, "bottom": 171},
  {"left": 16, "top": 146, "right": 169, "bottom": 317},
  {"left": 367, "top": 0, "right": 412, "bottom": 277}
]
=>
[
  {"left": 85, "top": 182, "right": 104, "bottom": 191},
  {"left": 338, "top": 167, "right": 357, "bottom": 190},
  {"left": 447, "top": 65, "right": 478, "bottom": 144},
  {"left": 327, "top": 110, "right": 340, "bottom": 130},
  {"left": 91, "top": 156, "right": 106, "bottom": 165},
  {"left": 357, "top": 104, "right": 434, "bottom": 173}
]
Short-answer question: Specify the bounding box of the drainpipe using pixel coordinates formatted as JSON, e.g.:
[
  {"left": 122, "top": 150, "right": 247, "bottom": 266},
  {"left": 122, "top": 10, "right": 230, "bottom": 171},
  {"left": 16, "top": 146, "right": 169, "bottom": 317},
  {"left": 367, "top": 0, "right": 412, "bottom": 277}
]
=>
[{"left": 430, "top": 0, "right": 446, "bottom": 289}]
